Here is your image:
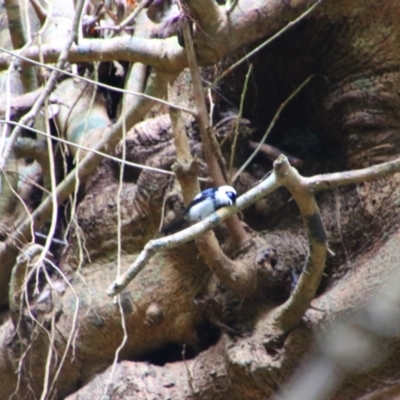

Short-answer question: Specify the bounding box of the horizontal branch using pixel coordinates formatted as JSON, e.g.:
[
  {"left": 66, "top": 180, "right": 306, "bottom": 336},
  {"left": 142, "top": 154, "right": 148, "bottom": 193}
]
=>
[
  {"left": 0, "top": 0, "right": 321, "bottom": 75},
  {"left": 0, "top": 48, "right": 196, "bottom": 116},
  {"left": 306, "top": 156, "right": 400, "bottom": 192},
  {"left": 0, "top": 88, "right": 43, "bottom": 119},
  {"left": 0, "top": 36, "right": 187, "bottom": 72}
]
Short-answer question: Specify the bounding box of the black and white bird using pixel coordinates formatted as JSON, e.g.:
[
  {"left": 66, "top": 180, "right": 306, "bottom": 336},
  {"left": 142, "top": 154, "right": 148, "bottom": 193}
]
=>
[{"left": 161, "top": 185, "right": 237, "bottom": 234}]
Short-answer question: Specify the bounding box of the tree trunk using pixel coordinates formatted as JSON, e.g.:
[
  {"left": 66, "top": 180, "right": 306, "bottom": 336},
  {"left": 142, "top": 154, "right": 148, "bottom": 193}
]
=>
[{"left": 1, "top": 1, "right": 400, "bottom": 399}]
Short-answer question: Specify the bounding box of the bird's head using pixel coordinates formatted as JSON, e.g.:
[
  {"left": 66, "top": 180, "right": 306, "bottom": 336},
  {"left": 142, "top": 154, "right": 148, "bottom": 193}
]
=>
[{"left": 219, "top": 185, "right": 237, "bottom": 205}]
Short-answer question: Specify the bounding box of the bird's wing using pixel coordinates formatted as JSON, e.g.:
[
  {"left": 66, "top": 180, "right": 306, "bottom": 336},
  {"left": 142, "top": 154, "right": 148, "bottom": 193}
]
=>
[{"left": 192, "top": 188, "right": 216, "bottom": 203}]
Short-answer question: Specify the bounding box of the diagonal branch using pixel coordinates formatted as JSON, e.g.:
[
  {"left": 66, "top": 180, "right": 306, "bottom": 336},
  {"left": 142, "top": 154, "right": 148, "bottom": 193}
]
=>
[{"left": 107, "top": 171, "right": 281, "bottom": 297}]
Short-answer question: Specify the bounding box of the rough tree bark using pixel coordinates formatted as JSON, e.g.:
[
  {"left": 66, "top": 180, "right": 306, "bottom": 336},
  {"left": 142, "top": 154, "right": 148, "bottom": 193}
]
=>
[{"left": 1, "top": 1, "right": 400, "bottom": 399}]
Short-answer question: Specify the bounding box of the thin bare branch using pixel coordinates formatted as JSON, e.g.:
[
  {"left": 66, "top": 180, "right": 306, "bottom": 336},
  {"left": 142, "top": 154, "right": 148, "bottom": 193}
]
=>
[
  {"left": 228, "top": 63, "right": 252, "bottom": 181},
  {"left": 233, "top": 75, "right": 315, "bottom": 183},
  {"left": 107, "top": 171, "right": 280, "bottom": 296},
  {"left": 0, "top": 36, "right": 187, "bottom": 71},
  {"left": 305, "top": 157, "right": 400, "bottom": 192},
  {"left": 168, "top": 85, "right": 254, "bottom": 292},
  {"left": 111, "top": 0, "right": 147, "bottom": 35},
  {"left": 102, "top": 82, "right": 129, "bottom": 400}
]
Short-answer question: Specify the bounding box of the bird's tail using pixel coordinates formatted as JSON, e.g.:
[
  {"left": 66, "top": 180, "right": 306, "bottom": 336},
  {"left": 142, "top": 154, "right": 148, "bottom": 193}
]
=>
[{"left": 160, "top": 217, "right": 188, "bottom": 235}]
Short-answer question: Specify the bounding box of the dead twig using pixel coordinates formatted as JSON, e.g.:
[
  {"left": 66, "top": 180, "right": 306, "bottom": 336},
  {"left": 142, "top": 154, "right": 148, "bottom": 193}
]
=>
[
  {"left": 248, "top": 140, "right": 304, "bottom": 168},
  {"left": 228, "top": 64, "right": 252, "bottom": 181},
  {"left": 233, "top": 75, "right": 315, "bottom": 183}
]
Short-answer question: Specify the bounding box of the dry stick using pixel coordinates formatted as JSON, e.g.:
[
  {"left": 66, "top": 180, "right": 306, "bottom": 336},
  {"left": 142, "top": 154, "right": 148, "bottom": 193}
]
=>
[
  {"left": 33, "top": 103, "right": 58, "bottom": 286},
  {"left": 169, "top": 88, "right": 192, "bottom": 163},
  {"left": 261, "top": 154, "right": 400, "bottom": 339},
  {"left": 0, "top": 66, "right": 12, "bottom": 155},
  {"left": 8, "top": 244, "right": 44, "bottom": 318},
  {"left": 181, "top": 22, "right": 226, "bottom": 183},
  {"left": 33, "top": 39, "right": 62, "bottom": 269},
  {"left": 168, "top": 88, "right": 256, "bottom": 293},
  {"left": 305, "top": 158, "right": 400, "bottom": 191},
  {"left": 0, "top": 0, "right": 86, "bottom": 173},
  {"left": 228, "top": 63, "right": 252, "bottom": 182},
  {"left": 248, "top": 140, "right": 304, "bottom": 168},
  {"left": 232, "top": 75, "right": 315, "bottom": 183},
  {"left": 0, "top": 34, "right": 186, "bottom": 72},
  {"left": 181, "top": 20, "right": 249, "bottom": 247},
  {"left": 124, "top": 62, "right": 147, "bottom": 110},
  {"left": 212, "top": 0, "right": 322, "bottom": 86},
  {"left": 36, "top": 4, "right": 87, "bottom": 398},
  {"left": 60, "top": 76, "right": 101, "bottom": 267},
  {"left": 101, "top": 79, "right": 130, "bottom": 400},
  {"left": 108, "top": 169, "right": 281, "bottom": 296},
  {"left": 5, "top": 118, "right": 209, "bottom": 182}
]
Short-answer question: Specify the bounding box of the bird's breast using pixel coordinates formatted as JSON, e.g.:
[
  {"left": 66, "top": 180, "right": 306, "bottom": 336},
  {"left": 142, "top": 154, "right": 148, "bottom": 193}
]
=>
[{"left": 186, "top": 198, "right": 215, "bottom": 222}]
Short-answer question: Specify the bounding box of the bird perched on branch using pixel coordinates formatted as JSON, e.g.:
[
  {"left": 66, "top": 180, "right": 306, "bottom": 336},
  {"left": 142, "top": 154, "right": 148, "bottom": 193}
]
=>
[{"left": 161, "top": 185, "right": 237, "bottom": 234}]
